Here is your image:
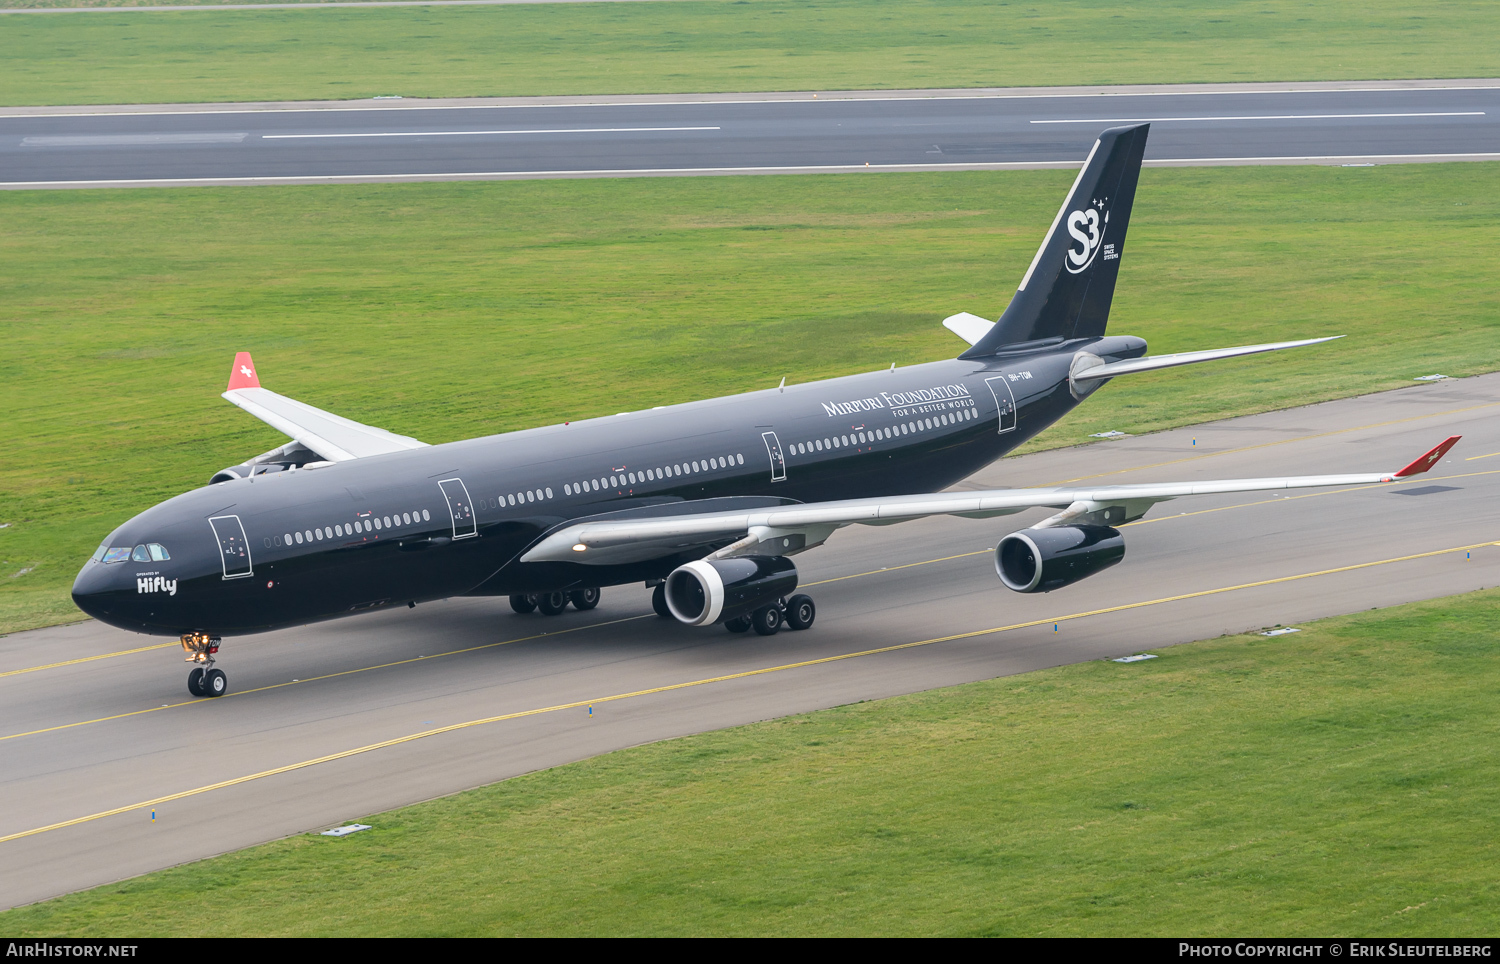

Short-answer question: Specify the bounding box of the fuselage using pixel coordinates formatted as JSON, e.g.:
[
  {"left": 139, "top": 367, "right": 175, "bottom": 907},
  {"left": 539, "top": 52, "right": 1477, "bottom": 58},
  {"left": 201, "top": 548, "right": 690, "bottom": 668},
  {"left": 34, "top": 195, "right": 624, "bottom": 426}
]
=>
[{"left": 71, "top": 335, "right": 1145, "bottom": 637}]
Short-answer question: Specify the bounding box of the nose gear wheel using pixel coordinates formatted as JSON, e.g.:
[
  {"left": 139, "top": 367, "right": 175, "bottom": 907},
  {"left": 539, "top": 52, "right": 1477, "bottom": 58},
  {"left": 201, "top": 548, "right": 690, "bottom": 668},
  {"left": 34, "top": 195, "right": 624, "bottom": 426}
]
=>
[{"left": 181, "top": 633, "right": 227, "bottom": 697}]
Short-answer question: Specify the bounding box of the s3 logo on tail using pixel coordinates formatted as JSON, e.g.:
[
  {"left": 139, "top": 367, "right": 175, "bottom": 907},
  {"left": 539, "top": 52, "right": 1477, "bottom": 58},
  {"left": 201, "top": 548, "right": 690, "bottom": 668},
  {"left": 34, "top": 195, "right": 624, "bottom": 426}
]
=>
[{"left": 1065, "top": 198, "right": 1110, "bottom": 274}]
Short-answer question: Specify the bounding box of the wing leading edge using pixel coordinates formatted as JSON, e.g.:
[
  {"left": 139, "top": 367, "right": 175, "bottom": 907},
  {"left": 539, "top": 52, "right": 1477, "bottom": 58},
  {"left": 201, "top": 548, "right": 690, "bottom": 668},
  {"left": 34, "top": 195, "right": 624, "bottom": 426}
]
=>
[
  {"left": 523, "top": 437, "right": 1461, "bottom": 566},
  {"left": 221, "top": 352, "right": 427, "bottom": 462}
]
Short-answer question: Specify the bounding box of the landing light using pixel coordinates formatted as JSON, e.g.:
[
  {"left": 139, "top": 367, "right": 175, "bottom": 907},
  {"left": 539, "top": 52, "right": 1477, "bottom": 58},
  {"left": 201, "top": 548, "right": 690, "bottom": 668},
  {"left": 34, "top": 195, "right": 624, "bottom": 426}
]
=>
[{"left": 573, "top": 544, "right": 588, "bottom": 552}]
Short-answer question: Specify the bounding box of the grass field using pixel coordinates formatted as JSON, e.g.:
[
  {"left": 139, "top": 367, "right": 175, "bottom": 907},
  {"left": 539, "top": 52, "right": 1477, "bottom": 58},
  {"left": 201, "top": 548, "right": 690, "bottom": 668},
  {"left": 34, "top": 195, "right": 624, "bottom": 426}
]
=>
[
  {"left": 3, "top": 0, "right": 1500, "bottom": 105},
  {"left": 3, "top": 163, "right": 1498, "bottom": 636},
  {"left": 5, "top": 584, "right": 1498, "bottom": 935}
]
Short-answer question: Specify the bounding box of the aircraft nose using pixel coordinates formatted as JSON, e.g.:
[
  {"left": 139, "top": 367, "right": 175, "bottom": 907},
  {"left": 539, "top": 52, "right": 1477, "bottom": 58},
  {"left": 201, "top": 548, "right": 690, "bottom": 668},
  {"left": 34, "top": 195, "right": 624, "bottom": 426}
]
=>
[{"left": 71, "top": 558, "right": 124, "bottom": 622}]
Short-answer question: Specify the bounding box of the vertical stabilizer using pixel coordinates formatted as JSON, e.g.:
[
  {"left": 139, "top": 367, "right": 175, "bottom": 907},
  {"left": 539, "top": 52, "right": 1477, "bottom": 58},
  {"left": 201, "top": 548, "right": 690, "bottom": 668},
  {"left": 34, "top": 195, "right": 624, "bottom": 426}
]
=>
[{"left": 960, "top": 124, "right": 1149, "bottom": 358}]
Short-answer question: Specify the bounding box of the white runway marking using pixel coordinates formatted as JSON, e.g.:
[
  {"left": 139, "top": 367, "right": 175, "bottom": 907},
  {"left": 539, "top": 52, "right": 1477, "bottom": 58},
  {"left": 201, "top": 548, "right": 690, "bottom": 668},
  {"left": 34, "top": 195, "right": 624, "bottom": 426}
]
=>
[
  {"left": 1032, "top": 111, "right": 1485, "bottom": 124},
  {"left": 4, "top": 83, "right": 1497, "bottom": 120},
  {"left": 262, "top": 125, "right": 720, "bottom": 139},
  {"left": 6, "top": 152, "right": 1500, "bottom": 188},
  {"left": 20, "top": 132, "right": 249, "bottom": 146}
]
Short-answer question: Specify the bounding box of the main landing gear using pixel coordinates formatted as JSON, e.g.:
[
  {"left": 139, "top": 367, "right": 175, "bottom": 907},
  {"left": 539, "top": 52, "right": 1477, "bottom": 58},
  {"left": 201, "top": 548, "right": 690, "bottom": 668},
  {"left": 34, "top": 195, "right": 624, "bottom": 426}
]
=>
[
  {"left": 650, "top": 587, "right": 815, "bottom": 637},
  {"left": 725, "top": 594, "right": 817, "bottom": 636},
  {"left": 181, "top": 632, "right": 227, "bottom": 698},
  {"left": 509, "top": 588, "right": 601, "bottom": 616}
]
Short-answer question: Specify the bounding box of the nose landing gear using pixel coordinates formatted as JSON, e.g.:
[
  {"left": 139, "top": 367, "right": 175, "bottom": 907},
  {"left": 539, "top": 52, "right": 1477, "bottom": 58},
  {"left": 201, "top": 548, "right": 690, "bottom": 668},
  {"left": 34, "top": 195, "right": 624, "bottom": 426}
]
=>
[{"left": 182, "top": 632, "right": 227, "bottom": 698}]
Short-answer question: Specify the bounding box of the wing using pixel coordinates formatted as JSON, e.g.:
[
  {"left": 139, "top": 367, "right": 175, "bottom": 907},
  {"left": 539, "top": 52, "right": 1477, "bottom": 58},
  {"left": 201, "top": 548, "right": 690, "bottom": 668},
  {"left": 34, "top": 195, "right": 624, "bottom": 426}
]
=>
[
  {"left": 221, "top": 352, "right": 427, "bottom": 462},
  {"left": 523, "top": 437, "right": 1461, "bottom": 566}
]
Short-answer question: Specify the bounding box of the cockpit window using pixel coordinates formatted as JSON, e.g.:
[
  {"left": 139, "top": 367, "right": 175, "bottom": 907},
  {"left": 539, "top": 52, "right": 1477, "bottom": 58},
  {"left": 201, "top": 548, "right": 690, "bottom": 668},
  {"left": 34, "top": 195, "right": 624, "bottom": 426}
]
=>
[
  {"left": 131, "top": 545, "right": 150, "bottom": 562},
  {"left": 92, "top": 544, "right": 108, "bottom": 563},
  {"left": 148, "top": 543, "right": 170, "bottom": 561},
  {"left": 102, "top": 547, "right": 132, "bottom": 564}
]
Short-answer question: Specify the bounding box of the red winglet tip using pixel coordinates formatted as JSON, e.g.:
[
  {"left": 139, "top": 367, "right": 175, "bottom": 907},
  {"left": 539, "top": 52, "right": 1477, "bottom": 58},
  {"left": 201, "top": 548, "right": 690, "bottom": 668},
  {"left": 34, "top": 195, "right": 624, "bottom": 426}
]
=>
[
  {"left": 226, "top": 351, "right": 260, "bottom": 391},
  {"left": 1394, "top": 435, "right": 1461, "bottom": 478}
]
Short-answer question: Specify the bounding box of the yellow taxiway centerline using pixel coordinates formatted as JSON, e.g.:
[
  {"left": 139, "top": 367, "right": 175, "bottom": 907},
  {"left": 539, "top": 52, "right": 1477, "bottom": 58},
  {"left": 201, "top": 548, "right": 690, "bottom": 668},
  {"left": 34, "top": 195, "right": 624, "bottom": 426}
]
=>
[
  {"left": 0, "top": 641, "right": 179, "bottom": 679},
  {"left": 4, "top": 536, "right": 1496, "bottom": 847},
  {"left": 0, "top": 614, "right": 651, "bottom": 743}
]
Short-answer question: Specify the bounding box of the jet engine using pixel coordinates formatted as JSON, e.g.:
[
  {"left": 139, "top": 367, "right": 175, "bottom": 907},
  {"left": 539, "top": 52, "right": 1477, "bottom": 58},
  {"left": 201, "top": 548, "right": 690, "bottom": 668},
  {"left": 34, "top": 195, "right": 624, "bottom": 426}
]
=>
[
  {"left": 995, "top": 525, "right": 1125, "bottom": 593},
  {"left": 664, "top": 555, "right": 798, "bottom": 626},
  {"left": 210, "top": 441, "right": 328, "bottom": 485}
]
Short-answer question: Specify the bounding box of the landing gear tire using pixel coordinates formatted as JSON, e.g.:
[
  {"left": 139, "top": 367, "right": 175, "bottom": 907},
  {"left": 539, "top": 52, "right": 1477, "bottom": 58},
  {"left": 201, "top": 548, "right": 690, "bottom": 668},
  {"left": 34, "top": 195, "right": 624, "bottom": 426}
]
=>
[
  {"left": 785, "top": 594, "right": 816, "bottom": 631},
  {"left": 724, "top": 614, "right": 752, "bottom": 633},
  {"left": 181, "top": 633, "right": 222, "bottom": 697},
  {"left": 509, "top": 593, "right": 537, "bottom": 614},
  {"left": 652, "top": 583, "right": 671, "bottom": 619},
  {"left": 751, "top": 605, "right": 783, "bottom": 636},
  {"left": 537, "top": 590, "right": 569, "bottom": 616},
  {"left": 569, "top": 587, "right": 601, "bottom": 611}
]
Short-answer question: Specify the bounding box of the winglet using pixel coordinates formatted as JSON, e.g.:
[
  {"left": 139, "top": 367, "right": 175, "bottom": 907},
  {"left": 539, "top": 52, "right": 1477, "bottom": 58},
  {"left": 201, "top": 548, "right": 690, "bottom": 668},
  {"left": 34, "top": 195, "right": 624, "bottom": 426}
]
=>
[
  {"left": 227, "top": 351, "right": 261, "bottom": 391},
  {"left": 1392, "top": 436, "right": 1461, "bottom": 479}
]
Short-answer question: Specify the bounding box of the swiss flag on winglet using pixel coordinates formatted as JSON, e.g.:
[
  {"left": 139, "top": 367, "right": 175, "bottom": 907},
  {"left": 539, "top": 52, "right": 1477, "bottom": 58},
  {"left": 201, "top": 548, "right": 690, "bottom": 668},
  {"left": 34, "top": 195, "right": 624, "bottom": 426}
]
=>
[
  {"left": 1394, "top": 436, "right": 1461, "bottom": 478},
  {"left": 226, "top": 351, "right": 261, "bottom": 391}
]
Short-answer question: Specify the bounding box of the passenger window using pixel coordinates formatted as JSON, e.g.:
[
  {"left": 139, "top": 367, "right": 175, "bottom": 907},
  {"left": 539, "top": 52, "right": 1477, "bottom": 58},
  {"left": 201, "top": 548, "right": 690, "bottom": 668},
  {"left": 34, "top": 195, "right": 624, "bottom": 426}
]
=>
[
  {"left": 131, "top": 545, "right": 150, "bottom": 562},
  {"left": 148, "top": 544, "right": 170, "bottom": 561},
  {"left": 103, "top": 547, "right": 131, "bottom": 564}
]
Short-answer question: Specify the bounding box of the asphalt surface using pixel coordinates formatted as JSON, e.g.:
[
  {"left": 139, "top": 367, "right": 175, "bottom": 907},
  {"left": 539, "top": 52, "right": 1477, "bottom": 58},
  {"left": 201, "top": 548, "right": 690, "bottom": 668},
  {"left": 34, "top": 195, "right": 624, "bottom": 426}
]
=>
[
  {"left": 3, "top": 369, "right": 1498, "bottom": 909},
  {"left": 2, "top": 81, "right": 1497, "bottom": 188}
]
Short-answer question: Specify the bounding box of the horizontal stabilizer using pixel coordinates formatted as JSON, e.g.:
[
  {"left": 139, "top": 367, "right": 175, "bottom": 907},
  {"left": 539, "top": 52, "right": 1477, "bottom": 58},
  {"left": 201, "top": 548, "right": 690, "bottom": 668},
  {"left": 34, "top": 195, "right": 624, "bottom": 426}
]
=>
[
  {"left": 1072, "top": 336, "right": 1342, "bottom": 382},
  {"left": 221, "top": 352, "right": 428, "bottom": 462},
  {"left": 942, "top": 312, "right": 995, "bottom": 347}
]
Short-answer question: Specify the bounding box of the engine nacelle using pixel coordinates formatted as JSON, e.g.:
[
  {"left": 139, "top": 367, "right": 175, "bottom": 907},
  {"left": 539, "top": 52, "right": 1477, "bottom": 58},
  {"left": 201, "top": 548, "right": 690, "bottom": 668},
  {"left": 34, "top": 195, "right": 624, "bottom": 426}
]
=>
[
  {"left": 664, "top": 555, "right": 798, "bottom": 626},
  {"left": 995, "top": 525, "right": 1125, "bottom": 593},
  {"left": 209, "top": 441, "right": 327, "bottom": 485}
]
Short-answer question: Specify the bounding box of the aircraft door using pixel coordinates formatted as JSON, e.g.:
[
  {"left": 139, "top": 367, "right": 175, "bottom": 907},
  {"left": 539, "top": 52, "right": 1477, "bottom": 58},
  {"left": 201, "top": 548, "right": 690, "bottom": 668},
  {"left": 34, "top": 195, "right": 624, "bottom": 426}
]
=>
[
  {"left": 984, "top": 376, "right": 1018, "bottom": 435},
  {"left": 208, "top": 515, "right": 253, "bottom": 579},
  {"left": 437, "top": 478, "right": 478, "bottom": 539},
  {"left": 761, "top": 431, "right": 787, "bottom": 482}
]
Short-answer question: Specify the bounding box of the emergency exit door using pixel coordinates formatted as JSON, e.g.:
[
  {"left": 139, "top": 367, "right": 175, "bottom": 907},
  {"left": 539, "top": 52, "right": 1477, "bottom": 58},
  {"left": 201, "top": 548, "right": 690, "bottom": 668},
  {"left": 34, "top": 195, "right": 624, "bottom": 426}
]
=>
[
  {"left": 761, "top": 432, "right": 787, "bottom": 482},
  {"left": 438, "top": 478, "right": 478, "bottom": 539},
  {"left": 984, "top": 376, "right": 1018, "bottom": 434}
]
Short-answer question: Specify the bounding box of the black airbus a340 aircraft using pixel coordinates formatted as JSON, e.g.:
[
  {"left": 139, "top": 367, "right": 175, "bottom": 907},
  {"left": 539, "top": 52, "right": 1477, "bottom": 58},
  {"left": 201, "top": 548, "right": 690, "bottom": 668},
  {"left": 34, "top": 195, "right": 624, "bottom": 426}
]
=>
[{"left": 73, "top": 124, "right": 1459, "bottom": 698}]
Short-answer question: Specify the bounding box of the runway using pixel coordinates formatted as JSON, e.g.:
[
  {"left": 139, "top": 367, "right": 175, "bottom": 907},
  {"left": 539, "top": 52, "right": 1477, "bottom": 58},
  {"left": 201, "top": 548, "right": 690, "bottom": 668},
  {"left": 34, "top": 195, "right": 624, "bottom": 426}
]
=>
[
  {"left": 2, "top": 81, "right": 1497, "bottom": 188},
  {"left": 2, "top": 369, "right": 1498, "bottom": 909}
]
